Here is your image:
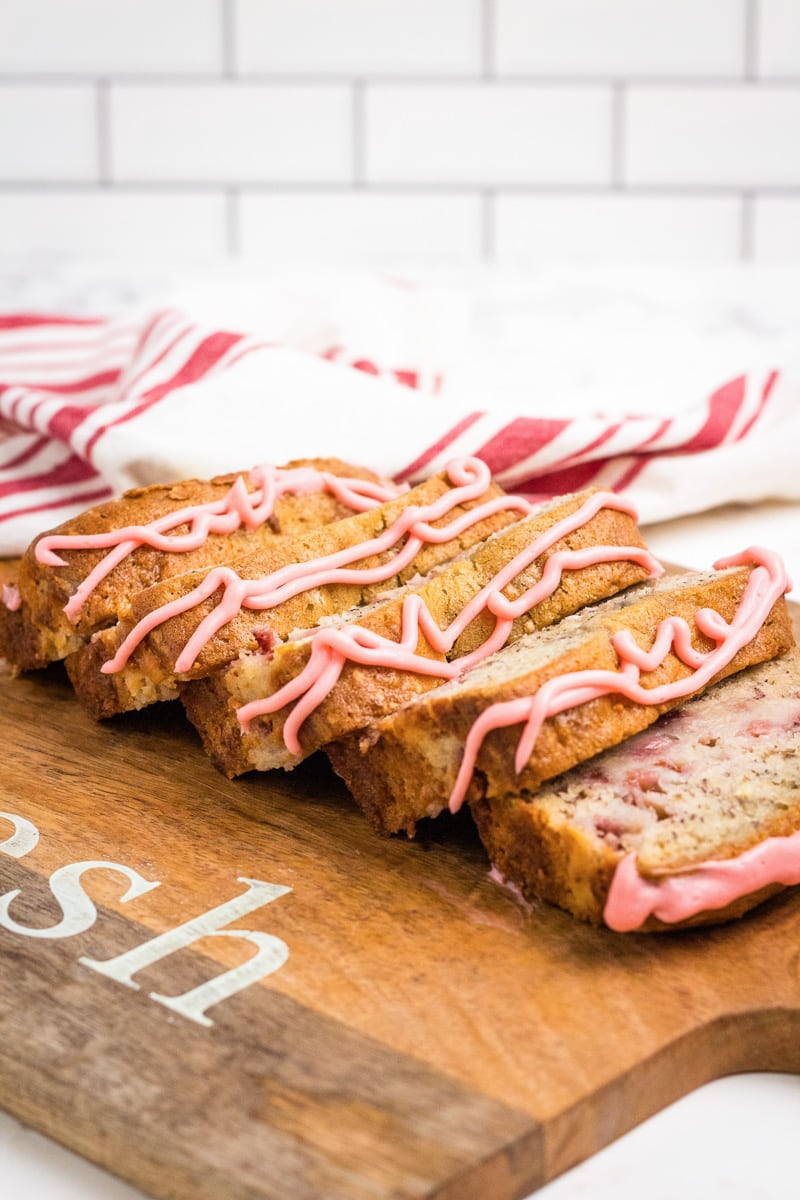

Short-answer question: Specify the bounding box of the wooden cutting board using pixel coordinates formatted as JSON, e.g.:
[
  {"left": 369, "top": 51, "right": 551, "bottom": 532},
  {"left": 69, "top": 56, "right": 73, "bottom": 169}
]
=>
[{"left": 1, "top": 603, "right": 799, "bottom": 1200}]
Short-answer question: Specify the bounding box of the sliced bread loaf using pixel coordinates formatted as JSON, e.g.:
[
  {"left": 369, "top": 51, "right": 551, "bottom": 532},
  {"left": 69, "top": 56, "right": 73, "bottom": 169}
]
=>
[
  {"left": 66, "top": 457, "right": 520, "bottom": 718},
  {"left": 328, "top": 554, "right": 794, "bottom": 837},
  {"left": 1, "top": 457, "right": 399, "bottom": 671},
  {"left": 180, "top": 489, "right": 658, "bottom": 776},
  {"left": 473, "top": 651, "right": 800, "bottom": 931}
]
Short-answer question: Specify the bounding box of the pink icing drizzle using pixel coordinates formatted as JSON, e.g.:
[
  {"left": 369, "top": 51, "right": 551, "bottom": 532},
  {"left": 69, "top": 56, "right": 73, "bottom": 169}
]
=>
[
  {"left": 235, "top": 489, "right": 662, "bottom": 755},
  {"left": 446, "top": 545, "right": 791, "bottom": 814},
  {"left": 34, "top": 464, "right": 403, "bottom": 622},
  {"left": 604, "top": 833, "right": 800, "bottom": 931},
  {"left": 2, "top": 584, "right": 21, "bottom": 612},
  {"left": 101, "top": 457, "right": 533, "bottom": 677}
]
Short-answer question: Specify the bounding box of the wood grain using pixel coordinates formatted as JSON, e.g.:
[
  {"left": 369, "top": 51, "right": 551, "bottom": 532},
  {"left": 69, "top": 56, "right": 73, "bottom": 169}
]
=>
[
  {"left": 0, "top": 599, "right": 798, "bottom": 1199},
  {"left": 0, "top": 860, "right": 541, "bottom": 1200}
]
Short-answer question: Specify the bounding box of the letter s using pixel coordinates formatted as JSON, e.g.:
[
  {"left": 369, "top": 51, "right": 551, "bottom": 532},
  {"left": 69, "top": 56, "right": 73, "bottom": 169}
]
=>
[
  {"left": 0, "top": 812, "right": 39, "bottom": 859},
  {"left": 0, "top": 861, "right": 160, "bottom": 939}
]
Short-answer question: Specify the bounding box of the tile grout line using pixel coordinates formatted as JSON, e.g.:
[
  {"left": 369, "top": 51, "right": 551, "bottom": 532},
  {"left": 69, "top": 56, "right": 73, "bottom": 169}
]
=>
[
  {"left": 222, "top": 0, "right": 236, "bottom": 77},
  {"left": 4, "top": 72, "right": 800, "bottom": 86},
  {"left": 745, "top": 0, "right": 759, "bottom": 80},
  {"left": 611, "top": 81, "right": 625, "bottom": 189},
  {"left": 352, "top": 79, "right": 365, "bottom": 187},
  {"left": 740, "top": 190, "right": 755, "bottom": 260},
  {"left": 2, "top": 181, "right": 800, "bottom": 197},
  {"left": 482, "top": 0, "right": 495, "bottom": 79},
  {"left": 96, "top": 78, "right": 111, "bottom": 185},
  {"left": 481, "top": 190, "right": 495, "bottom": 261},
  {"left": 226, "top": 187, "right": 240, "bottom": 256}
]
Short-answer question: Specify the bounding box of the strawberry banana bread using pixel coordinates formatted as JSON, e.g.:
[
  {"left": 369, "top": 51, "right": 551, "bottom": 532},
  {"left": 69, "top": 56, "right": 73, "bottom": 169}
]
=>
[
  {"left": 181, "top": 487, "right": 660, "bottom": 777},
  {"left": 328, "top": 553, "right": 794, "bottom": 837},
  {"left": 0, "top": 457, "right": 401, "bottom": 671},
  {"left": 474, "top": 650, "right": 800, "bottom": 932},
  {"left": 66, "top": 457, "right": 523, "bottom": 718},
  {"left": 0, "top": 558, "right": 20, "bottom": 667}
]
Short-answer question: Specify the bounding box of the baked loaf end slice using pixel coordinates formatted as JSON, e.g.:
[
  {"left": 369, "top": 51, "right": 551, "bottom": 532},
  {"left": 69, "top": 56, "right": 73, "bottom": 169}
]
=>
[
  {"left": 2, "top": 456, "right": 392, "bottom": 671},
  {"left": 0, "top": 558, "right": 21, "bottom": 672},
  {"left": 473, "top": 651, "right": 800, "bottom": 932},
  {"left": 328, "top": 566, "right": 794, "bottom": 837},
  {"left": 67, "top": 465, "right": 516, "bottom": 719},
  {"left": 180, "top": 489, "right": 655, "bottom": 777}
]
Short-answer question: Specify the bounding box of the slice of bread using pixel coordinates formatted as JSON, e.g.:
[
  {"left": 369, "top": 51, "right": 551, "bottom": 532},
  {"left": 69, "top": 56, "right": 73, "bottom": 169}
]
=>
[
  {"left": 66, "top": 460, "right": 519, "bottom": 718},
  {"left": 328, "top": 565, "right": 794, "bottom": 837},
  {"left": 0, "top": 559, "right": 21, "bottom": 670},
  {"left": 2, "top": 457, "right": 398, "bottom": 671},
  {"left": 180, "top": 489, "right": 657, "bottom": 777},
  {"left": 473, "top": 651, "right": 800, "bottom": 931}
]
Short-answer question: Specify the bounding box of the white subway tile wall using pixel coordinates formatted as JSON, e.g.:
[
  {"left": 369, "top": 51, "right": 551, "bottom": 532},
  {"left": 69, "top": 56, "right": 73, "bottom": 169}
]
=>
[
  {"left": 110, "top": 84, "right": 353, "bottom": 183},
  {"left": 0, "top": 0, "right": 798, "bottom": 263},
  {"left": 366, "top": 85, "right": 611, "bottom": 184},
  {"left": 239, "top": 191, "right": 483, "bottom": 263},
  {"left": 235, "top": 0, "right": 483, "bottom": 75},
  {"left": 626, "top": 86, "right": 800, "bottom": 187},
  {"left": 494, "top": 0, "right": 747, "bottom": 78},
  {"left": 493, "top": 193, "right": 742, "bottom": 263},
  {"left": 0, "top": 190, "right": 229, "bottom": 257},
  {"left": 0, "top": 85, "right": 97, "bottom": 181},
  {"left": 757, "top": 0, "right": 800, "bottom": 77},
  {"left": 0, "top": 0, "right": 222, "bottom": 75},
  {"left": 754, "top": 196, "right": 800, "bottom": 260}
]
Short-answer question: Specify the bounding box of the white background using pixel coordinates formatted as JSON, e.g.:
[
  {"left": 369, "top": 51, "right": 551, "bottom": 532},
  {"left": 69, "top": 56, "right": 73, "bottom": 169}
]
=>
[{"left": 1, "top": 0, "right": 800, "bottom": 263}]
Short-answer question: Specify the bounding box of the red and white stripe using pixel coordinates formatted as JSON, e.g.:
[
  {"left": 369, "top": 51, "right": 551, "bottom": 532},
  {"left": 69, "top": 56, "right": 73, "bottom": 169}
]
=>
[
  {"left": 397, "top": 370, "right": 780, "bottom": 506},
  {"left": 320, "top": 344, "right": 443, "bottom": 396},
  {"left": 0, "top": 311, "right": 442, "bottom": 550},
  {"left": 0, "top": 307, "right": 783, "bottom": 555}
]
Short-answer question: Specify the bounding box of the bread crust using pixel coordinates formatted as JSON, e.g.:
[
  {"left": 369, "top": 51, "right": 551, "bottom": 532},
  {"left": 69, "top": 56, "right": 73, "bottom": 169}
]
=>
[
  {"left": 473, "top": 799, "right": 790, "bottom": 931},
  {"left": 67, "top": 470, "right": 515, "bottom": 718},
  {"left": 180, "top": 493, "right": 653, "bottom": 777},
  {"left": 6, "top": 457, "right": 391, "bottom": 671},
  {"left": 327, "top": 568, "right": 795, "bottom": 837},
  {"left": 0, "top": 557, "right": 21, "bottom": 673},
  {"left": 473, "top": 652, "right": 800, "bottom": 931}
]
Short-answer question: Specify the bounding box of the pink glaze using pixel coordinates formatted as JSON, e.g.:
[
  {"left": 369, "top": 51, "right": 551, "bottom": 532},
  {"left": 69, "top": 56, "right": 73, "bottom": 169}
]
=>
[
  {"left": 2, "top": 584, "right": 21, "bottom": 612},
  {"left": 235, "top": 489, "right": 662, "bottom": 755},
  {"left": 101, "top": 457, "right": 534, "bottom": 676},
  {"left": 35, "top": 464, "right": 403, "bottom": 622},
  {"left": 603, "top": 833, "right": 800, "bottom": 931},
  {"left": 446, "top": 546, "right": 790, "bottom": 813}
]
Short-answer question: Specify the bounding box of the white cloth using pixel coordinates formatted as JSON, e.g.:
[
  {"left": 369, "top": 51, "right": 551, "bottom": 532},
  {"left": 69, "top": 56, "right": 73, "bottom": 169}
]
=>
[{"left": 2, "top": 267, "right": 799, "bottom": 556}]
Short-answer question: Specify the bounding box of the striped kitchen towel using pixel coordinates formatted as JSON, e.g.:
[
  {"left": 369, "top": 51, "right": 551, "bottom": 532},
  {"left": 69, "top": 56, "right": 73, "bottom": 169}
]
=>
[{"left": 1, "top": 306, "right": 798, "bottom": 556}]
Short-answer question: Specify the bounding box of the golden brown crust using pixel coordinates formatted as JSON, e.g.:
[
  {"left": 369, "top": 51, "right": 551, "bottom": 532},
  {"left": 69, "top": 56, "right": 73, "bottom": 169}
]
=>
[
  {"left": 180, "top": 493, "right": 653, "bottom": 777},
  {"left": 473, "top": 794, "right": 791, "bottom": 932},
  {"left": 328, "top": 569, "right": 795, "bottom": 837},
  {"left": 179, "top": 673, "right": 249, "bottom": 776},
  {"left": 0, "top": 559, "right": 19, "bottom": 588},
  {"left": 473, "top": 650, "right": 800, "bottom": 931},
  {"left": 65, "top": 648, "right": 179, "bottom": 718},
  {"left": 472, "top": 792, "right": 620, "bottom": 925},
  {"left": 7, "top": 457, "right": 390, "bottom": 671},
  {"left": 0, "top": 558, "right": 21, "bottom": 673},
  {"left": 67, "top": 470, "right": 515, "bottom": 719}
]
